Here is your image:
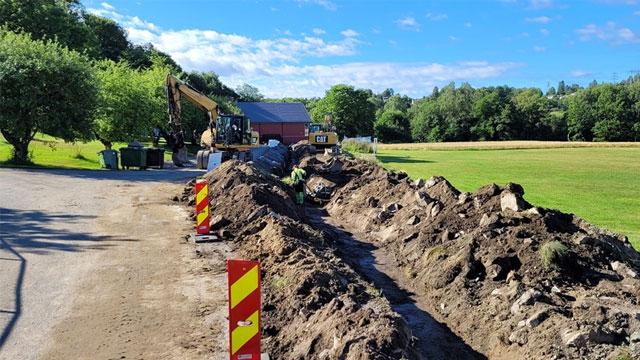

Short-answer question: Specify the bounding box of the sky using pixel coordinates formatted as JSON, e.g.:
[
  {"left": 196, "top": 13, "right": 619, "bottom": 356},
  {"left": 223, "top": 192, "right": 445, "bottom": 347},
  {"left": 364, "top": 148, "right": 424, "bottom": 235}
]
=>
[{"left": 83, "top": 0, "right": 640, "bottom": 98}]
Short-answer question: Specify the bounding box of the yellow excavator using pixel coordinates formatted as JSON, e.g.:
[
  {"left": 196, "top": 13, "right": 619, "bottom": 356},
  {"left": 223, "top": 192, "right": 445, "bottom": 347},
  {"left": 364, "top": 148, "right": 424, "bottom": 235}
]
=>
[
  {"left": 309, "top": 114, "right": 339, "bottom": 152},
  {"left": 165, "top": 74, "right": 259, "bottom": 168}
]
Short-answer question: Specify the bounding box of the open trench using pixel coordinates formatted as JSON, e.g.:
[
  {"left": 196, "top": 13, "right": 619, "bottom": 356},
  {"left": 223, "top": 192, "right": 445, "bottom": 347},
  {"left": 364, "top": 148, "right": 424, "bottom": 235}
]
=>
[
  {"left": 305, "top": 205, "right": 485, "bottom": 359},
  {"left": 192, "top": 153, "right": 640, "bottom": 359}
]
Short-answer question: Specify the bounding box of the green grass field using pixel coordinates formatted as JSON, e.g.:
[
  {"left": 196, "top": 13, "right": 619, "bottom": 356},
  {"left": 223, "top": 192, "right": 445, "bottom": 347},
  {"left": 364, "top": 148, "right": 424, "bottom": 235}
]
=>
[
  {"left": 377, "top": 146, "right": 640, "bottom": 249},
  {"left": 0, "top": 134, "right": 183, "bottom": 169}
]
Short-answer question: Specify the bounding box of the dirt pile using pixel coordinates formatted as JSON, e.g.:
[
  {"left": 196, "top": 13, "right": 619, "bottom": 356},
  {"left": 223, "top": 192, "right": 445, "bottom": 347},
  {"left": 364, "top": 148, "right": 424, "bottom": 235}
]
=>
[
  {"left": 308, "top": 155, "right": 640, "bottom": 359},
  {"left": 185, "top": 161, "right": 418, "bottom": 359}
]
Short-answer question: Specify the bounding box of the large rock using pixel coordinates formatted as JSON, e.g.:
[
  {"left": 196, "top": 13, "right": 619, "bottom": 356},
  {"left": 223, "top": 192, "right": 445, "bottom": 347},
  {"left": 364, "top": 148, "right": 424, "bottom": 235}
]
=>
[
  {"left": 561, "top": 329, "right": 590, "bottom": 348},
  {"left": 406, "top": 215, "right": 421, "bottom": 225},
  {"left": 414, "top": 191, "right": 432, "bottom": 207},
  {"left": 523, "top": 309, "right": 548, "bottom": 328},
  {"left": 425, "top": 176, "right": 445, "bottom": 189},
  {"left": 210, "top": 215, "right": 231, "bottom": 230},
  {"left": 511, "top": 289, "right": 543, "bottom": 315},
  {"left": 411, "top": 178, "right": 425, "bottom": 188},
  {"left": 479, "top": 213, "right": 501, "bottom": 228},
  {"left": 500, "top": 191, "right": 527, "bottom": 212},
  {"left": 611, "top": 261, "right": 638, "bottom": 279},
  {"left": 385, "top": 203, "right": 402, "bottom": 213}
]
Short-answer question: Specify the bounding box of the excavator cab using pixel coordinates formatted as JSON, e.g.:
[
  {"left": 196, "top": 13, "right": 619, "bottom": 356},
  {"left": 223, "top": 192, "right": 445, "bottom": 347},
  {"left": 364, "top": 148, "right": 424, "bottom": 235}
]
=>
[
  {"left": 215, "top": 115, "right": 252, "bottom": 147},
  {"left": 308, "top": 122, "right": 338, "bottom": 149}
]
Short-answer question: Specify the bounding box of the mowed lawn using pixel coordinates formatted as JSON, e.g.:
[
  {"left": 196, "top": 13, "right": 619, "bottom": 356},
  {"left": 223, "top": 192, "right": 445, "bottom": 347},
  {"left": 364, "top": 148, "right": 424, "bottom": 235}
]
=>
[
  {"left": 377, "top": 145, "right": 640, "bottom": 249},
  {"left": 0, "top": 134, "right": 178, "bottom": 169}
]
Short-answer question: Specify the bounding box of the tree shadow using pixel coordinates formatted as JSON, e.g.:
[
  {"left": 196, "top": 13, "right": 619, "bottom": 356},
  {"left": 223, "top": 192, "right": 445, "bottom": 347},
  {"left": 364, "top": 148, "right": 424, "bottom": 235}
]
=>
[
  {"left": 306, "top": 207, "right": 486, "bottom": 359},
  {"left": 376, "top": 155, "right": 435, "bottom": 164},
  {"left": 0, "top": 167, "right": 202, "bottom": 184},
  {"left": 0, "top": 207, "right": 134, "bottom": 349}
]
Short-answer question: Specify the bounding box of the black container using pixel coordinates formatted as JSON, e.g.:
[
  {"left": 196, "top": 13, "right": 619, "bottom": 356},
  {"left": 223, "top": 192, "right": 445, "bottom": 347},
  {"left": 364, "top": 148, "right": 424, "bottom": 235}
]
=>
[{"left": 146, "top": 148, "right": 165, "bottom": 169}]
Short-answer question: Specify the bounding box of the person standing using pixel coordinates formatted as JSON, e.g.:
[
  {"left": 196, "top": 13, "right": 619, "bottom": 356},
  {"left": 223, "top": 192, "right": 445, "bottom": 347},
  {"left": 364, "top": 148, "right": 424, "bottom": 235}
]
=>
[{"left": 290, "top": 164, "right": 307, "bottom": 205}]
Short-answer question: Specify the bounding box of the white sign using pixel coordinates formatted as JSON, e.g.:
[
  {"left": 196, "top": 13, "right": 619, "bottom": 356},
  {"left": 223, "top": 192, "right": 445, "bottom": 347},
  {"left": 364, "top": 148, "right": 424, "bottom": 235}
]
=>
[{"left": 207, "top": 152, "right": 223, "bottom": 171}]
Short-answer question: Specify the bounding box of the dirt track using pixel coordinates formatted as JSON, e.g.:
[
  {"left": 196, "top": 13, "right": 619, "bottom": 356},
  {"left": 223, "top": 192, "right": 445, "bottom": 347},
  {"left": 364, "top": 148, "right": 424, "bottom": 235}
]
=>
[{"left": 0, "top": 168, "right": 226, "bottom": 360}]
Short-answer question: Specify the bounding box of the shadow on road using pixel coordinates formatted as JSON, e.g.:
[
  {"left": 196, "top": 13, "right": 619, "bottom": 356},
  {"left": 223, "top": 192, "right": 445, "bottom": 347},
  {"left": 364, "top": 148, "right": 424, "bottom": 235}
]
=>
[
  {"left": 0, "top": 168, "right": 202, "bottom": 184},
  {"left": 306, "top": 206, "right": 486, "bottom": 360},
  {"left": 0, "top": 207, "right": 133, "bottom": 349},
  {"left": 0, "top": 237, "right": 24, "bottom": 350}
]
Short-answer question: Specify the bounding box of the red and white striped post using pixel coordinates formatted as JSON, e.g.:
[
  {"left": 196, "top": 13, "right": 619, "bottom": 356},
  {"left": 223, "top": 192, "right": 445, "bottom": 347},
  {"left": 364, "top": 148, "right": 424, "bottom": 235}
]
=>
[
  {"left": 195, "top": 179, "right": 210, "bottom": 234},
  {"left": 227, "top": 259, "right": 261, "bottom": 360}
]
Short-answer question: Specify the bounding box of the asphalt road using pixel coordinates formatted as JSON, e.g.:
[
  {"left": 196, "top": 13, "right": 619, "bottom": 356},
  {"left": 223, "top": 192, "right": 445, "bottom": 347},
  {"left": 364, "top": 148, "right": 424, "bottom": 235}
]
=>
[{"left": 0, "top": 168, "right": 202, "bottom": 360}]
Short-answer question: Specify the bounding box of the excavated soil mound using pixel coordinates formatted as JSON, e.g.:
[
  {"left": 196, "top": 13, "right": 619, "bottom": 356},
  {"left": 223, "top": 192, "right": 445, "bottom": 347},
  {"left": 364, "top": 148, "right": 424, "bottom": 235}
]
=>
[
  {"left": 304, "top": 155, "right": 640, "bottom": 360},
  {"left": 184, "top": 161, "right": 418, "bottom": 359}
]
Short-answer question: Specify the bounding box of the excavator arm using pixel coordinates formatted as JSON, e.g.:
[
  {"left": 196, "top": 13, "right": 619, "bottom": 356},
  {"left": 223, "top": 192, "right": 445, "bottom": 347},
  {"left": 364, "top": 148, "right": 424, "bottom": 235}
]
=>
[{"left": 165, "top": 74, "right": 219, "bottom": 166}]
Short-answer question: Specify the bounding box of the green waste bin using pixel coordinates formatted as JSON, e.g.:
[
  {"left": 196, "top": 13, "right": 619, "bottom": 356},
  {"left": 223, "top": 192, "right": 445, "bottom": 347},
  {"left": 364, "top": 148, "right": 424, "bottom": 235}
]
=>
[
  {"left": 120, "top": 146, "right": 147, "bottom": 170},
  {"left": 146, "top": 148, "right": 165, "bottom": 169},
  {"left": 98, "top": 149, "right": 119, "bottom": 170}
]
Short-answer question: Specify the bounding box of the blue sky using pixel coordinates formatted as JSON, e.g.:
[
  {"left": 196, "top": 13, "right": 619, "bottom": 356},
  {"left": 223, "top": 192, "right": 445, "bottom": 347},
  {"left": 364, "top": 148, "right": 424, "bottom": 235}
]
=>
[{"left": 84, "top": 0, "right": 640, "bottom": 98}]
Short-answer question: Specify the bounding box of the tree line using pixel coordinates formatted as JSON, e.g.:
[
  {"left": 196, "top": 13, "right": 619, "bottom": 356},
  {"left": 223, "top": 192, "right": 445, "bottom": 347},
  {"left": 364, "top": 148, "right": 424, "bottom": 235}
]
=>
[{"left": 304, "top": 80, "right": 640, "bottom": 143}]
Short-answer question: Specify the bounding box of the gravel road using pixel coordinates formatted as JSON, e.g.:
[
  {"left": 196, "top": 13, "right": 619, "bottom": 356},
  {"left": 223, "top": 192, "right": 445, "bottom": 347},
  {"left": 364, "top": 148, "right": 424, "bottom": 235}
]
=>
[{"left": 0, "top": 168, "right": 227, "bottom": 360}]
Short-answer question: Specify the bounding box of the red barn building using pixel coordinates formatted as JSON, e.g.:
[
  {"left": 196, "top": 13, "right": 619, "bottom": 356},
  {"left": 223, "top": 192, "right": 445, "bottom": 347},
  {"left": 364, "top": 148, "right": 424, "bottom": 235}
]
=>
[{"left": 238, "top": 102, "right": 311, "bottom": 145}]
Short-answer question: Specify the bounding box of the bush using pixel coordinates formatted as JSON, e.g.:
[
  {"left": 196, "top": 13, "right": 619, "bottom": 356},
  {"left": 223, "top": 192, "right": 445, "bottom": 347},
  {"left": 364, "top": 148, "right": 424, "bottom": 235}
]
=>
[
  {"left": 341, "top": 139, "right": 373, "bottom": 154},
  {"left": 539, "top": 240, "right": 569, "bottom": 269}
]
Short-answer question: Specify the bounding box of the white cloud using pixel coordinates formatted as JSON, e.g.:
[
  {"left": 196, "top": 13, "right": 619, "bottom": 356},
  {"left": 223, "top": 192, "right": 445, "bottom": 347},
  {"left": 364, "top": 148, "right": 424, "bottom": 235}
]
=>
[
  {"left": 295, "top": 0, "right": 337, "bottom": 11},
  {"left": 464, "top": 22, "right": 473, "bottom": 28},
  {"left": 224, "top": 61, "right": 519, "bottom": 98},
  {"left": 340, "top": 29, "right": 359, "bottom": 37},
  {"left": 448, "top": 35, "right": 459, "bottom": 41},
  {"left": 92, "top": 8, "right": 518, "bottom": 97},
  {"left": 634, "top": 10, "right": 640, "bottom": 15},
  {"left": 540, "top": 28, "right": 550, "bottom": 36},
  {"left": 577, "top": 22, "right": 640, "bottom": 44},
  {"left": 525, "top": 16, "right": 552, "bottom": 24},
  {"left": 396, "top": 16, "right": 420, "bottom": 31},
  {"left": 312, "top": 28, "right": 326, "bottom": 35},
  {"left": 530, "top": 0, "right": 553, "bottom": 8},
  {"left": 533, "top": 45, "right": 546, "bottom": 52},
  {"left": 571, "top": 69, "right": 592, "bottom": 77},
  {"left": 426, "top": 13, "right": 448, "bottom": 21},
  {"left": 101, "top": 2, "right": 115, "bottom": 10}
]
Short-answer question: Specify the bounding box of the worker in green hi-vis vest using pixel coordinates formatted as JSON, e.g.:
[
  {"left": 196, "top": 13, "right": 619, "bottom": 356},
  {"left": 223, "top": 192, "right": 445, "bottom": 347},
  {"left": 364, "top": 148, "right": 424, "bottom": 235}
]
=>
[{"left": 290, "top": 164, "right": 307, "bottom": 205}]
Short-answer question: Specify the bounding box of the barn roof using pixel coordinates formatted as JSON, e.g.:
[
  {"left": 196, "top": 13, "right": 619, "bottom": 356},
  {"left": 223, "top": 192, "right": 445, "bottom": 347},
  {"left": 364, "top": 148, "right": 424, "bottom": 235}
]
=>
[{"left": 237, "top": 102, "right": 312, "bottom": 124}]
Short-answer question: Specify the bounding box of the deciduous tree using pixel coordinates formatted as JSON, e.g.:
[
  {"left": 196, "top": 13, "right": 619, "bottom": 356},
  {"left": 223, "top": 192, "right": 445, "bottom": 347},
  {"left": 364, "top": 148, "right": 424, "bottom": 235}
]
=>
[{"left": 0, "top": 31, "right": 97, "bottom": 162}]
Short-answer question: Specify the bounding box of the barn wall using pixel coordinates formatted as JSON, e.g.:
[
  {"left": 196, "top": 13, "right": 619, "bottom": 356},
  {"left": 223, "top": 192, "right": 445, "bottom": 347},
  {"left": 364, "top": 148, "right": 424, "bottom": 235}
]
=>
[{"left": 252, "top": 122, "right": 308, "bottom": 145}]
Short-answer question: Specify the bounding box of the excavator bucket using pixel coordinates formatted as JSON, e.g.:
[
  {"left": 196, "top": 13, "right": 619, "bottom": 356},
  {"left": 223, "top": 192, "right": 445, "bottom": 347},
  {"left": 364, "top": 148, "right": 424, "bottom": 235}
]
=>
[{"left": 172, "top": 147, "right": 189, "bottom": 167}]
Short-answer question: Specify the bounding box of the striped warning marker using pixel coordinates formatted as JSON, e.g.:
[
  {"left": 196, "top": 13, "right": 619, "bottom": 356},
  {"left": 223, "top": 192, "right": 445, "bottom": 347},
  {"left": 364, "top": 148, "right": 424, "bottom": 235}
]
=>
[
  {"left": 227, "top": 259, "right": 261, "bottom": 359},
  {"left": 195, "top": 179, "right": 210, "bottom": 234}
]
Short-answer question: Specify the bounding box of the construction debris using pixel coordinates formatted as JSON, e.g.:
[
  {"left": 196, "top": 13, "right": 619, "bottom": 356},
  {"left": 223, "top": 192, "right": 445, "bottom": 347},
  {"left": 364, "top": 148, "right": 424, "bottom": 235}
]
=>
[{"left": 180, "top": 154, "right": 640, "bottom": 359}]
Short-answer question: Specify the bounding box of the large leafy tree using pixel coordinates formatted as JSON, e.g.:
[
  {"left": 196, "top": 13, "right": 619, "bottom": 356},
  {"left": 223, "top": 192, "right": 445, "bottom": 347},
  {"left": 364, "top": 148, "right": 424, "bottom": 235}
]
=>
[
  {"left": 374, "top": 109, "right": 410, "bottom": 143},
  {"left": 512, "top": 88, "right": 547, "bottom": 139},
  {"left": 311, "top": 84, "right": 375, "bottom": 137},
  {"left": 0, "top": 30, "right": 97, "bottom": 162},
  {"left": 0, "top": 0, "right": 95, "bottom": 53},
  {"left": 124, "top": 43, "right": 182, "bottom": 72},
  {"left": 93, "top": 59, "right": 170, "bottom": 145},
  {"left": 85, "top": 14, "right": 129, "bottom": 61},
  {"left": 236, "top": 83, "right": 264, "bottom": 102}
]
